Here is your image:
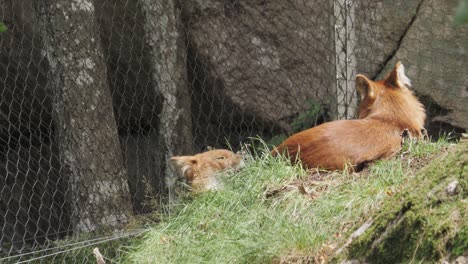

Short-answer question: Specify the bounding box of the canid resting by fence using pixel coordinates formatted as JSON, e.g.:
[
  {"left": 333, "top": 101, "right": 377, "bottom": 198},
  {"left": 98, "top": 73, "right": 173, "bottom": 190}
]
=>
[
  {"left": 170, "top": 149, "right": 245, "bottom": 192},
  {"left": 272, "top": 62, "right": 426, "bottom": 171}
]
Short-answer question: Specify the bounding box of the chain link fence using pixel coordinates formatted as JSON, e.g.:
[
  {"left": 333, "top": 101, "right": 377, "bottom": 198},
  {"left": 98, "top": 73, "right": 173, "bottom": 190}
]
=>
[{"left": 0, "top": 0, "right": 466, "bottom": 262}]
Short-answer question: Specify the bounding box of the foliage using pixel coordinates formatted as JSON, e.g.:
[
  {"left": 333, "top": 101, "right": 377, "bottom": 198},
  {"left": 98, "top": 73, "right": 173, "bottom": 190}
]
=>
[
  {"left": 125, "top": 138, "right": 456, "bottom": 263},
  {"left": 0, "top": 22, "right": 6, "bottom": 33},
  {"left": 455, "top": 0, "right": 468, "bottom": 25},
  {"left": 267, "top": 99, "right": 325, "bottom": 147},
  {"left": 291, "top": 99, "right": 324, "bottom": 133}
]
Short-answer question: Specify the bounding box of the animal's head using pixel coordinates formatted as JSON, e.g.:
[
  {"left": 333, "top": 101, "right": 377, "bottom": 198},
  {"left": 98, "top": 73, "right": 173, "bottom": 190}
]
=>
[
  {"left": 356, "top": 62, "right": 426, "bottom": 135},
  {"left": 170, "top": 149, "right": 245, "bottom": 192}
]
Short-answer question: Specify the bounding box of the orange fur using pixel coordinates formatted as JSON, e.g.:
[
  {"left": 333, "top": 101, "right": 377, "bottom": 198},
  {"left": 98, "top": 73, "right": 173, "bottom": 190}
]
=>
[
  {"left": 170, "top": 149, "right": 244, "bottom": 192},
  {"left": 272, "top": 62, "right": 426, "bottom": 171}
]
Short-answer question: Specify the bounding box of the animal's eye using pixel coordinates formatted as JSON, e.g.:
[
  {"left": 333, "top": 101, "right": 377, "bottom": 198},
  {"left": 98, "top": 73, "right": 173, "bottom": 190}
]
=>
[{"left": 216, "top": 156, "right": 225, "bottom": 160}]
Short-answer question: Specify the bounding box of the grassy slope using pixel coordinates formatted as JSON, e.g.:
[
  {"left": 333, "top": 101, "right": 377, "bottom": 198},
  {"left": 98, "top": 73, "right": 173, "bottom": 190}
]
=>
[
  {"left": 126, "top": 139, "right": 465, "bottom": 263},
  {"left": 339, "top": 140, "right": 467, "bottom": 263}
]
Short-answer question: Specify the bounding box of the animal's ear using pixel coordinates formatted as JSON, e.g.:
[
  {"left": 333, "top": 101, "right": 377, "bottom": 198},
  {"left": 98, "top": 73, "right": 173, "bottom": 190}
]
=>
[
  {"left": 356, "top": 74, "right": 375, "bottom": 100},
  {"left": 384, "top": 61, "right": 412, "bottom": 88},
  {"left": 170, "top": 156, "right": 196, "bottom": 181}
]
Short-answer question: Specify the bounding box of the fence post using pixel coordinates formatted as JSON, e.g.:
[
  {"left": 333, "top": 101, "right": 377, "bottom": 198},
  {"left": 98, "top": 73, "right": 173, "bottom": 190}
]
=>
[{"left": 333, "top": 0, "right": 358, "bottom": 120}]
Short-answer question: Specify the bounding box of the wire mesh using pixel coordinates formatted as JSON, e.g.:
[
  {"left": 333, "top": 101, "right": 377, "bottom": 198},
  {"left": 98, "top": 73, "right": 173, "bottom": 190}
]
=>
[{"left": 0, "top": 0, "right": 466, "bottom": 262}]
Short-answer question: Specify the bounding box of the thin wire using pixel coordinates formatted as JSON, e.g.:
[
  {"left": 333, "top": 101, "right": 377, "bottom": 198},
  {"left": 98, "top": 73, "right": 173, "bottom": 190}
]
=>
[
  {"left": 1, "top": 229, "right": 149, "bottom": 264},
  {"left": 1, "top": 229, "right": 147, "bottom": 260},
  {"left": 15, "top": 229, "right": 148, "bottom": 264},
  {"left": 6, "top": 214, "right": 140, "bottom": 244}
]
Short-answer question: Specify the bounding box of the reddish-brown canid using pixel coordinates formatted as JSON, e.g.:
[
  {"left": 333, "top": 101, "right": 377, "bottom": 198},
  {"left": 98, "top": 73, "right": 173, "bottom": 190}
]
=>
[
  {"left": 272, "top": 62, "right": 426, "bottom": 171},
  {"left": 170, "top": 149, "right": 245, "bottom": 192}
]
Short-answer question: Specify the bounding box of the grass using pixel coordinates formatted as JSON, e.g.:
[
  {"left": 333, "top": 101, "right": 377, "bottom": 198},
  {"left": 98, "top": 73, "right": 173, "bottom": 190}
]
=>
[
  {"left": 124, "top": 137, "right": 457, "bottom": 263},
  {"left": 342, "top": 138, "right": 466, "bottom": 263}
]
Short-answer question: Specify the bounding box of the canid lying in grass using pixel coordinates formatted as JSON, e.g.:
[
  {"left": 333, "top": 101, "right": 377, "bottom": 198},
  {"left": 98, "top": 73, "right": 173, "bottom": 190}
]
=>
[
  {"left": 272, "top": 62, "right": 426, "bottom": 171},
  {"left": 170, "top": 149, "right": 245, "bottom": 192}
]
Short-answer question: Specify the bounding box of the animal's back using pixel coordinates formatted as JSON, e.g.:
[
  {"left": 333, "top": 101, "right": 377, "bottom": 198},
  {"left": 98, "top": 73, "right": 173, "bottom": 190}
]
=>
[
  {"left": 274, "top": 119, "right": 403, "bottom": 170},
  {"left": 273, "top": 62, "right": 426, "bottom": 171}
]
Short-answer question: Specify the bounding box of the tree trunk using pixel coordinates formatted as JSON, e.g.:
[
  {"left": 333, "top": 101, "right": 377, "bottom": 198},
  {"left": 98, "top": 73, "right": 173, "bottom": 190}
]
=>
[
  {"left": 35, "top": 0, "right": 132, "bottom": 232},
  {"left": 140, "top": 0, "right": 193, "bottom": 191}
]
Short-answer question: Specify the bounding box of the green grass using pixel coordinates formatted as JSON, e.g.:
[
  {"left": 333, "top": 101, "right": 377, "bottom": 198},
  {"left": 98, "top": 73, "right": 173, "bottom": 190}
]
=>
[
  {"left": 342, "top": 139, "right": 466, "bottom": 263},
  {"left": 125, "top": 138, "right": 455, "bottom": 263},
  {"left": 0, "top": 22, "right": 6, "bottom": 33}
]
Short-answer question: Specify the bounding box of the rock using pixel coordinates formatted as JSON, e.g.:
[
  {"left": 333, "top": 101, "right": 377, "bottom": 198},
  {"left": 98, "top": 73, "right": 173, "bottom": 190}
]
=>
[
  {"left": 450, "top": 210, "right": 461, "bottom": 222},
  {"left": 355, "top": 0, "right": 423, "bottom": 78},
  {"left": 445, "top": 180, "right": 459, "bottom": 195},
  {"left": 376, "top": 0, "right": 468, "bottom": 133},
  {"left": 341, "top": 260, "right": 366, "bottom": 264},
  {"left": 184, "top": 0, "right": 335, "bottom": 133},
  {"left": 336, "top": 219, "right": 374, "bottom": 255},
  {"left": 460, "top": 133, "right": 468, "bottom": 143},
  {"left": 453, "top": 255, "right": 467, "bottom": 264},
  {"left": 442, "top": 255, "right": 468, "bottom": 264},
  {"left": 341, "top": 143, "right": 467, "bottom": 263}
]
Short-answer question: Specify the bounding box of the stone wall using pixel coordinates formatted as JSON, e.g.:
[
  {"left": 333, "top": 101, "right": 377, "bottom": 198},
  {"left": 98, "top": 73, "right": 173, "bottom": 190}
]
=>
[
  {"left": 374, "top": 0, "right": 468, "bottom": 134},
  {"left": 184, "top": 0, "right": 335, "bottom": 135}
]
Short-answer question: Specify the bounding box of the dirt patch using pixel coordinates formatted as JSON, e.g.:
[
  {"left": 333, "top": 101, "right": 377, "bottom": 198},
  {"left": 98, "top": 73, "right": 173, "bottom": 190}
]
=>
[{"left": 272, "top": 245, "right": 336, "bottom": 264}]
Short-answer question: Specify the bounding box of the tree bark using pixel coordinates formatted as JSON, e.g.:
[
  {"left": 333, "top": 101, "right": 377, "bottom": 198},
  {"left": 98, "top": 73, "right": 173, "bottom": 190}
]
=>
[
  {"left": 140, "top": 0, "right": 193, "bottom": 191},
  {"left": 35, "top": 0, "right": 132, "bottom": 232}
]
